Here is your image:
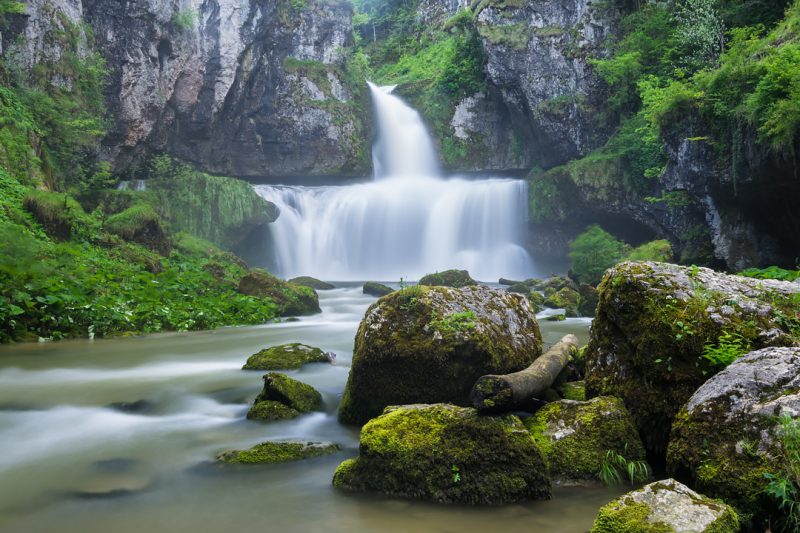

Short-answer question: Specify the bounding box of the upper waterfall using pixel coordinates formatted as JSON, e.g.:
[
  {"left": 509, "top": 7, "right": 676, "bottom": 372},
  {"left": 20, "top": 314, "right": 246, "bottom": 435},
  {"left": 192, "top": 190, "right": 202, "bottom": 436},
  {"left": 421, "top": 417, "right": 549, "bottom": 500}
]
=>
[{"left": 368, "top": 82, "right": 440, "bottom": 179}]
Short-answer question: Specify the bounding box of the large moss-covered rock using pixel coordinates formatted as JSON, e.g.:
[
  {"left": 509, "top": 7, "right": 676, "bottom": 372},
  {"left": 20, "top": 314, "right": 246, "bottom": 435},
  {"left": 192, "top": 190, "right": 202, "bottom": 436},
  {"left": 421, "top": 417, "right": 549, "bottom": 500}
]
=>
[
  {"left": 418, "top": 270, "right": 477, "bottom": 288},
  {"left": 238, "top": 270, "right": 321, "bottom": 316},
  {"left": 332, "top": 404, "right": 551, "bottom": 504},
  {"left": 590, "top": 479, "right": 740, "bottom": 533},
  {"left": 217, "top": 441, "right": 339, "bottom": 464},
  {"left": 289, "top": 276, "right": 335, "bottom": 290},
  {"left": 363, "top": 282, "right": 393, "bottom": 297},
  {"left": 338, "top": 285, "right": 543, "bottom": 425},
  {"left": 525, "top": 397, "right": 646, "bottom": 484},
  {"left": 543, "top": 287, "right": 580, "bottom": 317},
  {"left": 243, "top": 343, "right": 332, "bottom": 370},
  {"left": 667, "top": 347, "right": 800, "bottom": 527},
  {"left": 585, "top": 261, "right": 800, "bottom": 457}
]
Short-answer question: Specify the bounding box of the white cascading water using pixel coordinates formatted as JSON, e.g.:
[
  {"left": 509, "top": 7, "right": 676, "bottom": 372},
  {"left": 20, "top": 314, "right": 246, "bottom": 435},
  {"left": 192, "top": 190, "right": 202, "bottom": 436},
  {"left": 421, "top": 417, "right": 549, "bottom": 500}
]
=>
[{"left": 254, "top": 83, "right": 535, "bottom": 281}]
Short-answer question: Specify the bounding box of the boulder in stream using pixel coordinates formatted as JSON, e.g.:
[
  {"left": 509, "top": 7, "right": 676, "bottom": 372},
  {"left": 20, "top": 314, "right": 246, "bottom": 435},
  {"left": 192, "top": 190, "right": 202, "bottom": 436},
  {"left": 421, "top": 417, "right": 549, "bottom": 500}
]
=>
[
  {"left": 667, "top": 347, "right": 800, "bottom": 526},
  {"left": 525, "top": 397, "right": 647, "bottom": 484},
  {"left": 338, "top": 285, "right": 542, "bottom": 425},
  {"left": 289, "top": 276, "right": 335, "bottom": 290},
  {"left": 543, "top": 287, "right": 580, "bottom": 317},
  {"left": 237, "top": 270, "right": 321, "bottom": 316},
  {"left": 363, "top": 281, "right": 393, "bottom": 297},
  {"left": 217, "top": 441, "right": 340, "bottom": 464},
  {"left": 418, "top": 269, "right": 477, "bottom": 288},
  {"left": 243, "top": 343, "right": 333, "bottom": 370},
  {"left": 247, "top": 373, "right": 322, "bottom": 421},
  {"left": 332, "top": 403, "right": 551, "bottom": 504},
  {"left": 585, "top": 261, "right": 800, "bottom": 457},
  {"left": 590, "top": 479, "right": 740, "bottom": 533}
]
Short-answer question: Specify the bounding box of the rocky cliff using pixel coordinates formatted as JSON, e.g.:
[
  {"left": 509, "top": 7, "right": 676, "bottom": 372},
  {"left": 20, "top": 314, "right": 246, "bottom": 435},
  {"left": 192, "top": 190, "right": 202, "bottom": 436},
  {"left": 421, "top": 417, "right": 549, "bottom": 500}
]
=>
[{"left": 8, "top": 0, "right": 371, "bottom": 179}]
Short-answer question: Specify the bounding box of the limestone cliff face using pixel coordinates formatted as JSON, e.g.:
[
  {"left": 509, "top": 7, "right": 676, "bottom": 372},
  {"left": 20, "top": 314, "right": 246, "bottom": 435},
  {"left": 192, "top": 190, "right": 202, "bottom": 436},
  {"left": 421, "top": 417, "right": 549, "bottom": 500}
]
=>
[{"left": 10, "top": 0, "right": 371, "bottom": 179}]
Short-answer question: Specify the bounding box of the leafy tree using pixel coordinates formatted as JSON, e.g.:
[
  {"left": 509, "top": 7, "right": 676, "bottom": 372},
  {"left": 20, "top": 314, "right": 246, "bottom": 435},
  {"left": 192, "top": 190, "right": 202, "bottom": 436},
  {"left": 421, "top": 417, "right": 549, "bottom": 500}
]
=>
[{"left": 569, "top": 225, "right": 630, "bottom": 285}]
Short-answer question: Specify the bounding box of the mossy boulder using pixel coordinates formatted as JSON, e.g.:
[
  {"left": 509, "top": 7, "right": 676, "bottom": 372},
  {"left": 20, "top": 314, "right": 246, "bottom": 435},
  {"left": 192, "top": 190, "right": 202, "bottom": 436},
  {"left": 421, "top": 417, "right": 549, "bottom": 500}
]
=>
[
  {"left": 525, "top": 397, "right": 646, "bottom": 484},
  {"left": 528, "top": 290, "right": 545, "bottom": 309},
  {"left": 332, "top": 403, "right": 551, "bottom": 504},
  {"left": 105, "top": 204, "right": 172, "bottom": 256},
  {"left": 543, "top": 287, "right": 580, "bottom": 316},
  {"left": 23, "top": 190, "right": 94, "bottom": 241},
  {"left": 338, "top": 285, "right": 543, "bottom": 425},
  {"left": 217, "top": 441, "right": 339, "bottom": 464},
  {"left": 289, "top": 276, "right": 335, "bottom": 290},
  {"left": 363, "top": 281, "right": 393, "bottom": 297},
  {"left": 585, "top": 261, "right": 800, "bottom": 458},
  {"left": 535, "top": 276, "right": 579, "bottom": 292},
  {"left": 246, "top": 373, "right": 322, "bottom": 420},
  {"left": 418, "top": 269, "right": 477, "bottom": 288},
  {"left": 590, "top": 479, "right": 740, "bottom": 533},
  {"left": 238, "top": 270, "right": 321, "bottom": 316},
  {"left": 560, "top": 381, "right": 586, "bottom": 401},
  {"left": 667, "top": 347, "right": 800, "bottom": 527},
  {"left": 243, "top": 343, "right": 332, "bottom": 370},
  {"left": 577, "top": 284, "right": 599, "bottom": 317},
  {"left": 506, "top": 283, "right": 531, "bottom": 295}
]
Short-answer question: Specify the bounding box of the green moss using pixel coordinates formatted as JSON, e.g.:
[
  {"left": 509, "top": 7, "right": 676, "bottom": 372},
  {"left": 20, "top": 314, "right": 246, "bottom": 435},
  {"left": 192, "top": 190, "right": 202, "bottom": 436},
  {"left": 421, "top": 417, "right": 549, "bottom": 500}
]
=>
[
  {"left": 288, "top": 276, "right": 335, "bottom": 290},
  {"left": 543, "top": 287, "right": 580, "bottom": 317},
  {"left": 591, "top": 500, "right": 675, "bottom": 533},
  {"left": 23, "top": 189, "right": 95, "bottom": 241},
  {"left": 561, "top": 381, "right": 586, "bottom": 401},
  {"left": 477, "top": 23, "right": 530, "bottom": 50},
  {"left": 363, "top": 281, "right": 393, "bottom": 297},
  {"left": 217, "top": 441, "right": 339, "bottom": 464},
  {"left": 104, "top": 203, "right": 170, "bottom": 255},
  {"left": 332, "top": 404, "right": 551, "bottom": 504},
  {"left": 525, "top": 397, "right": 647, "bottom": 483},
  {"left": 418, "top": 269, "right": 477, "bottom": 287},
  {"left": 246, "top": 400, "right": 300, "bottom": 421},
  {"left": 254, "top": 372, "right": 322, "bottom": 413},
  {"left": 238, "top": 270, "right": 321, "bottom": 316},
  {"left": 243, "top": 343, "right": 330, "bottom": 370}
]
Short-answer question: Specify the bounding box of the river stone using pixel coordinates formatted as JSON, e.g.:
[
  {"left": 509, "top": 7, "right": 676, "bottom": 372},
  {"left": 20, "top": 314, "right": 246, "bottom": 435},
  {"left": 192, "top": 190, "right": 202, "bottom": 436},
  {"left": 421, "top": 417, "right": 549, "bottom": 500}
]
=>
[
  {"left": 289, "top": 276, "right": 335, "bottom": 290},
  {"left": 217, "top": 441, "right": 340, "bottom": 464},
  {"left": 667, "top": 347, "right": 800, "bottom": 525},
  {"left": 543, "top": 287, "right": 580, "bottom": 317},
  {"left": 338, "top": 285, "right": 542, "bottom": 425},
  {"left": 590, "top": 479, "right": 740, "bottom": 533},
  {"left": 246, "top": 400, "right": 301, "bottom": 421},
  {"left": 332, "top": 404, "right": 551, "bottom": 504},
  {"left": 585, "top": 261, "right": 800, "bottom": 458},
  {"left": 237, "top": 271, "right": 321, "bottom": 316},
  {"left": 363, "top": 281, "right": 393, "bottom": 297},
  {"left": 418, "top": 269, "right": 477, "bottom": 288},
  {"left": 506, "top": 282, "right": 531, "bottom": 295},
  {"left": 525, "top": 397, "right": 646, "bottom": 484},
  {"left": 243, "top": 343, "right": 332, "bottom": 370},
  {"left": 254, "top": 373, "right": 322, "bottom": 413}
]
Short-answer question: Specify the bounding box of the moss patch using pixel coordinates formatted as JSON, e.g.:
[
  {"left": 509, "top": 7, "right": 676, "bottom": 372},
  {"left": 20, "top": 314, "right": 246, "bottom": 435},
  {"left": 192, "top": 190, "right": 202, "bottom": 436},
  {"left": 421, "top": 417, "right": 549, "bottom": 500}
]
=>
[
  {"left": 418, "top": 270, "right": 477, "bottom": 288},
  {"left": 243, "top": 343, "right": 331, "bottom": 370},
  {"left": 238, "top": 270, "right": 321, "bottom": 316},
  {"left": 246, "top": 400, "right": 300, "bottom": 421},
  {"left": 254, "top": 372, "right": 322, "bottom": 413},
  {"left": 217, "top": 441, "right": 339, "bottom": 464}
]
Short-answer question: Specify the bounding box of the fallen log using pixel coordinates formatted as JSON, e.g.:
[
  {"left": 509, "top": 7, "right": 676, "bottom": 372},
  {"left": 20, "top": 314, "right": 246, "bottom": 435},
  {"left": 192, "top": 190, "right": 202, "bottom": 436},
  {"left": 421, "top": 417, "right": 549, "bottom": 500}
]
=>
[{"left": 471, "top": 334, "right": 579, "bottom": 412}]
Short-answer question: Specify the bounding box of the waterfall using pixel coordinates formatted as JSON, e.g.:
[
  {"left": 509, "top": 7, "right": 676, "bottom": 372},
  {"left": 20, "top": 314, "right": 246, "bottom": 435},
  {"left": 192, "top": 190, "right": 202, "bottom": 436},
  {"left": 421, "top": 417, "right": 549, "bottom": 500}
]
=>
[{"left": 255, "top": 84, "right": 535, "bottom": 282}]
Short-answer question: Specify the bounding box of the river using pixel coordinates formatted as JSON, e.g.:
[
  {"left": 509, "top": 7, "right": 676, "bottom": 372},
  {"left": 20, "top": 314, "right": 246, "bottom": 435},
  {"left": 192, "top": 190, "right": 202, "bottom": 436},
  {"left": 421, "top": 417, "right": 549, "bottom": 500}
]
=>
[{"left": 0, "top": 285, "right": 621, "bottom": 532}]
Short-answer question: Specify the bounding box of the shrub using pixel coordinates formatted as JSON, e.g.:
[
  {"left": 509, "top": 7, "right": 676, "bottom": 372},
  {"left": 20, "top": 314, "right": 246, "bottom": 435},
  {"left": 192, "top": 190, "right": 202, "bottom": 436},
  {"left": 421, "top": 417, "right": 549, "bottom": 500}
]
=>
[
  {"left": 627, "top": 239, "right": 673, "bottom": 262},
  {"left": 569, "top": 225, "right": 629, "bottom": 285}
]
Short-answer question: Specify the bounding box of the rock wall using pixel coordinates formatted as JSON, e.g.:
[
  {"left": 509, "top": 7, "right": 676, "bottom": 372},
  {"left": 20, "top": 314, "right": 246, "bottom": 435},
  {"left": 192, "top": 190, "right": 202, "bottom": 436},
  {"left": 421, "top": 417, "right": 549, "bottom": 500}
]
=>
[{"left": 9, "top": 0, "right": 371, "bottom": 179}]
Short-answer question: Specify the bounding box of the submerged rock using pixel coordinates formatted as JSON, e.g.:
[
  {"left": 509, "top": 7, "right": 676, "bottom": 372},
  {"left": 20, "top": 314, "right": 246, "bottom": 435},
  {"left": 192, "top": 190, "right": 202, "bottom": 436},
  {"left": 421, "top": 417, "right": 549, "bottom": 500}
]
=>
[
  {"left": 585, "top": 261, "right": 800, "bottom": 457},
  {"left": 217, "top": 441, "right": 339, "bottom": 464},
  {"left": 289, "top": 276, "right": 335, "bottom": 290},
  {"left": 667, "top": 347, "right": 800, "bottom": 525},
  {"left": 590, "top": 479, "right": 740, "bottom": 533},
  {"left": 243, "top": 343, "right": 332, "bottom": 370},
  {"left": 247, "top": 373, "right": 322, "bottom": 421},
  {"left": 418, "top": 269, "right": 477, "bottom": 288},
  {"left": 332, "top": 404, "right": 551, "bottom": 504},
  {"left": 338, "top": 285, "right": 542, "bottom": 425},
  {"left": 237, "top": 270, "right": 321, "bottom": 316},
  {"left": 363, "top": 281, "right": 393, "bottom": 297},
  {"left": 525, "top": 397, "right": 646, "bottom": 484}
]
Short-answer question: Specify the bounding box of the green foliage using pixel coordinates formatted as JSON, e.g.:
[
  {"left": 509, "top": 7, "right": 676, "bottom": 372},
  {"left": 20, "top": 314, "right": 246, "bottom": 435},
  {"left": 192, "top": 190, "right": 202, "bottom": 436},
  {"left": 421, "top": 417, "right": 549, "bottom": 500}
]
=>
[
  {"left": 598, "top": 446, "right": 651, "bottom": 487},
  {"left": 701, "top": 330, "right": 749, "bottom": 370},
  {"left": 569, "top": 225, "right": 629, "bottom": 285},
  {"left": 673, "top": 0, "right": 725, "bottom": 72},
  {"left": 172, "top": 9, "right": 197, "bottom": 31},
  {"left": 0, "top": 0, "right": 24, "bottom": 17},
  {"left": 739, "top": 266, "right": 800, "bottom": 282},
  {"left": 764, "top": 413, "right": 800, "bottom": 532},
  {"left": 627, "top": 240, "right": 673, "bottom": 262},
  {"left": 429, "top": 311, "right": 477, "bottom": 334}
]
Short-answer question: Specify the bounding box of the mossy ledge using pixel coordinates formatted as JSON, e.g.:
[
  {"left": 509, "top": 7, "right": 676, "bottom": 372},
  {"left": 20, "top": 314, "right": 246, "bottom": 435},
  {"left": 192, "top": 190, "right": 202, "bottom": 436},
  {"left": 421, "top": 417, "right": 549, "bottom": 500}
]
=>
[
  {"left": 333, "top": 403, "right": 551, "bottom": 504},
  {"left": 217, "top": 441, "right": 339, "bottom": 464}
]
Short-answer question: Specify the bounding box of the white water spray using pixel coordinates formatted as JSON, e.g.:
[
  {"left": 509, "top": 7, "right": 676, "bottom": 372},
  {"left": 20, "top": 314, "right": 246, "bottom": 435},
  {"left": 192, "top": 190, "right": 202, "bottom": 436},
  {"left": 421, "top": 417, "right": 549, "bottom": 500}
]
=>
[{"left": 255, "top": 83, "right": 535, "bottom": 281}]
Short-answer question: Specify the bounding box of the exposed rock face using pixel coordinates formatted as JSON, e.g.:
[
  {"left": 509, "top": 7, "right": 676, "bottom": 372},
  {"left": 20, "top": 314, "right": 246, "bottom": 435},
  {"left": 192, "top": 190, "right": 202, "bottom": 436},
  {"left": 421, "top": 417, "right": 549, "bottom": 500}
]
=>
[
  {"left": 585, "top": 261, "right": 800, "bottom": 458},
  {"left": 475, "top": 0, "right": 618, "bottom": 168},
  {"left": 11, "top": 0, "right": 370, "bottom": 178},
  {"left": 338, "top": 285, "right": 542, "bottom": 425},
  {"left": 590, "top": 479, "right": 740, "bottom": 533},
  {"left": 667, "top": 347, "right": 800, "bottom": 525},
  {"left": 525, "top": 397, "right": 647, "bottom": 484},
  {"left": 332, "top": 403, "right": 551, "bottom": 504}
]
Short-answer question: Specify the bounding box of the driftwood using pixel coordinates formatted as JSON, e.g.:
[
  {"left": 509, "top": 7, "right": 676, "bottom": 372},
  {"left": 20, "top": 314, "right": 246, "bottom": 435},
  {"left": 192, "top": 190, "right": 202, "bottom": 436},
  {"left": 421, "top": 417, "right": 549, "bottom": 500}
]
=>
[{"left": 471, "top": 334, "right": 579, "bottom": 412}]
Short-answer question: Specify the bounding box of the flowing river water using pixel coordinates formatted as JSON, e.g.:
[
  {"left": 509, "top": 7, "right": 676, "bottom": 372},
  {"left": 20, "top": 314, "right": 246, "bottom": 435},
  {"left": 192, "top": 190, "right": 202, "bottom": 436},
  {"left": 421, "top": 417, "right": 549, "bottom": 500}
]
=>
[{"left": 0, "top": 286, "right": 622, "bottom": 532}]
